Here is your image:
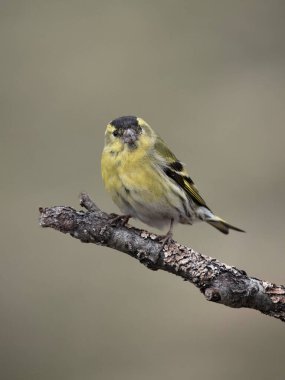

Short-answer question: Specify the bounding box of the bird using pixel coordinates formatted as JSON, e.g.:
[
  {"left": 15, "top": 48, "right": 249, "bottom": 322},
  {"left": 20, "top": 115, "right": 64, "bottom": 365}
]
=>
[{"left": 101, "top": 115, "right": 244, "bottom": 243}]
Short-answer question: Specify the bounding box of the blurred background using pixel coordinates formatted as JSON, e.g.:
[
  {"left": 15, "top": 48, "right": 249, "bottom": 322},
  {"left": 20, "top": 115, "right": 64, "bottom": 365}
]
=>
[{"left": 1, "top": 1, "right": 285, "bottom": 379}]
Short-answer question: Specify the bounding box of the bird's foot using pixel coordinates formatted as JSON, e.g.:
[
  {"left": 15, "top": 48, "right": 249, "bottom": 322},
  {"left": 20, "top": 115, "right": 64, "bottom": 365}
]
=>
[
  {"left": 158, "top": 231, "right": 173, "bottom": 248},
  {"left": 157, "top": 218, "right": 174, "bottom": 249},
  {"left": 108, "top": 213, "right": 132, "bottom": 227}
]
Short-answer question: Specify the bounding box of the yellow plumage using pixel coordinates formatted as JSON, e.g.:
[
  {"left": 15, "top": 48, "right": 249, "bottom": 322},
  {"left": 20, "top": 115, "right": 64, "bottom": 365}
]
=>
[{"left": 101, "top": 116, "right": 244, "bottom": 238}]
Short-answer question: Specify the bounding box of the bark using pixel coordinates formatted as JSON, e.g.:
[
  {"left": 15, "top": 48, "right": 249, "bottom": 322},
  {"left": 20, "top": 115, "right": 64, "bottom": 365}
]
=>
[{"left": 39, "top": 193, "right": 285, "bottom": 323}]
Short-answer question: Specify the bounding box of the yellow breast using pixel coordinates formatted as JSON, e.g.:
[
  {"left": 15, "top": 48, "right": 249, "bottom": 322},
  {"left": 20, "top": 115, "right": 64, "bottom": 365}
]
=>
[{"left": 101, "top": 140, "right": 165, "bottom": 203}]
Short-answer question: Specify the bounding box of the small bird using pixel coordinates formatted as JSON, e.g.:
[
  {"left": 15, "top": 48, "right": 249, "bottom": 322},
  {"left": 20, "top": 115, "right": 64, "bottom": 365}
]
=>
[{"left": 101, "top": 116, "right": 244, "bottom": 242}]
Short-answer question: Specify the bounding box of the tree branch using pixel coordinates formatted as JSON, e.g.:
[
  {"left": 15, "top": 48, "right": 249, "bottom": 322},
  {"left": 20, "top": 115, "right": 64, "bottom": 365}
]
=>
[{"left": 39, "top": 193, "right": 285, "bottom": 323}]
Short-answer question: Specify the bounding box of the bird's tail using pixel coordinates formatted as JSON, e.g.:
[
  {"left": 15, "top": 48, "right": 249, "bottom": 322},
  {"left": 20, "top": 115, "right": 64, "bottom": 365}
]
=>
[
  {"left": 196, "top": 207, "right": 245, "bottom": 234},
  {"left": 206, "top": 216, "right": 245, "bottom": 234}
]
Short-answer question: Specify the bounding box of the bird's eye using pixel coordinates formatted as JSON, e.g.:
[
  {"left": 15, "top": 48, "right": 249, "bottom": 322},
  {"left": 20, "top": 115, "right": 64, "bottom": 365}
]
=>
[{"left": 113, "top": 130, "right": 119, "bottom": 137}]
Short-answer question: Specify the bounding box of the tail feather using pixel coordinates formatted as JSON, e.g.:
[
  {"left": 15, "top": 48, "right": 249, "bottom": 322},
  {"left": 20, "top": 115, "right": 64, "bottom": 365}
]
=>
[{"left": 206, "top": 217, "right": 245, "bottom": 234}]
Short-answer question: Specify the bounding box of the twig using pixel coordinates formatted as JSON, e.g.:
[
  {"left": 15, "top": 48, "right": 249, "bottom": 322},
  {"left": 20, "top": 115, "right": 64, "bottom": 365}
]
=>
[{"left": 39, "top": 193, "right": 285, "bottom": 323}]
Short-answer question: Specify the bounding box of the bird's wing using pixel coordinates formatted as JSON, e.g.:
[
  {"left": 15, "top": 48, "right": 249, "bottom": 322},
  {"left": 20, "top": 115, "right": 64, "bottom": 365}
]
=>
[{"left": 154, "top": 137, "right": 209, "bottom": 208}]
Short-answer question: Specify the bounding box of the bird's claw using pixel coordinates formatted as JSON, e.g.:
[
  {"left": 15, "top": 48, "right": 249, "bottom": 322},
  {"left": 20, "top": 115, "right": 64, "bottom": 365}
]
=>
[
  {"left": 108, "top": 213, "right": 131, "bottom": 227},
  {"left": 158, "top": 232, "right": 173, "bottom": 248}
]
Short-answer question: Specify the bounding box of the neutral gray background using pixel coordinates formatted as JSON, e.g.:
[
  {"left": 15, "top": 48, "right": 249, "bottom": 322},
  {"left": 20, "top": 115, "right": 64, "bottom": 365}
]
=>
[{"left": 1, "top": 1, "right": 285, "bottom": 379}]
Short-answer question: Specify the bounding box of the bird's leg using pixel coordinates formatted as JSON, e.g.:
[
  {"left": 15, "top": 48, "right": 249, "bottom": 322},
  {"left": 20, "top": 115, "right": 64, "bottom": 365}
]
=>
[
  {"left": 158, "top": 218, "right": 174, "bottom": 247},
  {"left": 108, "top": 213, "right": 132, "bottom": 227},
  {"left": 138, "top": 219, "right": 174, "bottom": 271}
]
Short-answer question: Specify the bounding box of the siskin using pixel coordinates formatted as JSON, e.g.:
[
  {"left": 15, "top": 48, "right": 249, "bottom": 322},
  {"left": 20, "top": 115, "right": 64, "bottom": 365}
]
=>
[{"left": 101, "top": 116, "right": 244, "bottom": 242}]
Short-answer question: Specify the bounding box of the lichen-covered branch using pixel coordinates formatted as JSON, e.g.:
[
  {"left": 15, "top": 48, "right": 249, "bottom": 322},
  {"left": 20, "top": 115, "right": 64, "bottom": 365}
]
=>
[{"left": 39, "top": 193, "right": 285, "bottom": 323}]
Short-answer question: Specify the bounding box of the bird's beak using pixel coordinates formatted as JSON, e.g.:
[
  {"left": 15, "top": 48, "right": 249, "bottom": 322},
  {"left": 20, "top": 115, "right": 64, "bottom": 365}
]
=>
[{"left": 122, "top": 129, "right": 137, "bottom": 145}]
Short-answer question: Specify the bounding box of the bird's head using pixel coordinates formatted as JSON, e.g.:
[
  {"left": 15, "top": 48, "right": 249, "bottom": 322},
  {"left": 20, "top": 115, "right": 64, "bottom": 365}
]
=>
[{"left": 104, "top": 116, "right": 155, "bottom": 151}]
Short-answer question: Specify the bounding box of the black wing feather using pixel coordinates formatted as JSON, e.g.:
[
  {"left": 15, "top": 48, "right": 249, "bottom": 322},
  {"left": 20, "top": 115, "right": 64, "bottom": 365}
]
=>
[{"left": 163, "top": 165, "right": 209, "bottom": 208}]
